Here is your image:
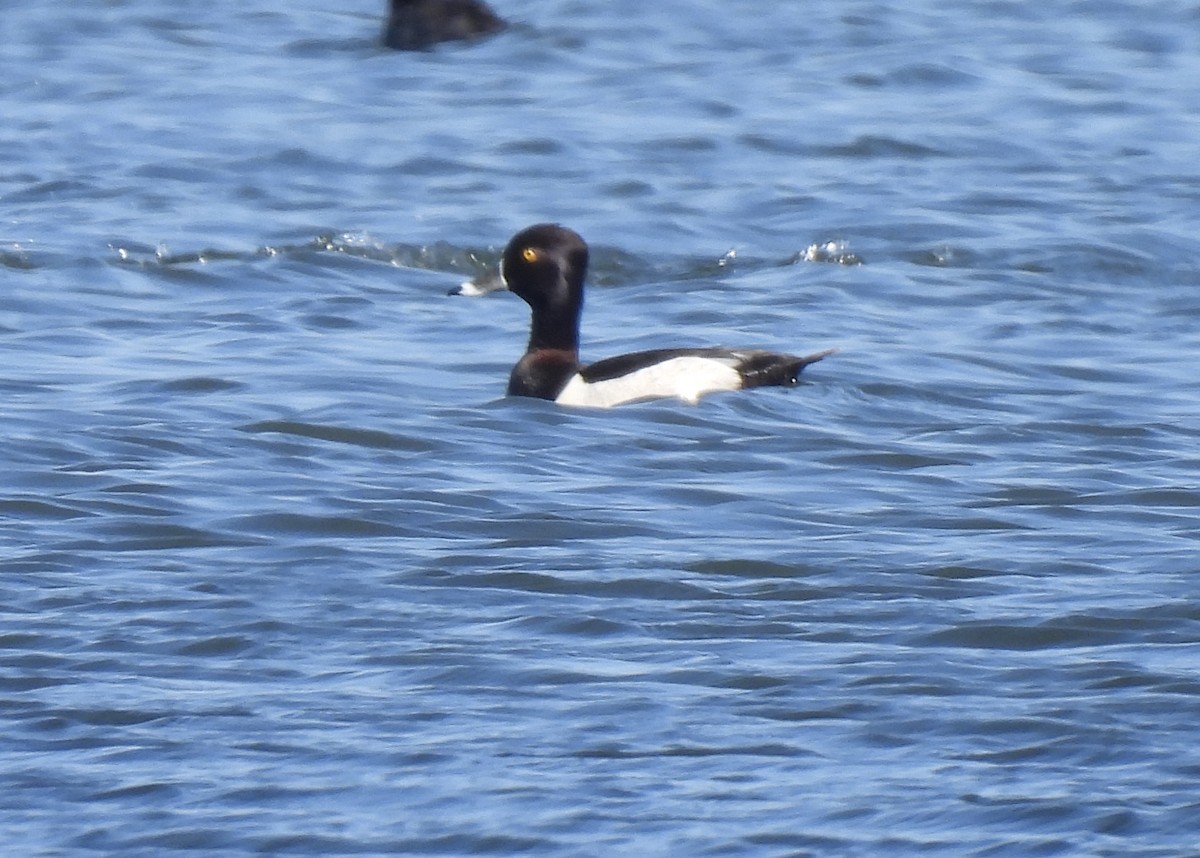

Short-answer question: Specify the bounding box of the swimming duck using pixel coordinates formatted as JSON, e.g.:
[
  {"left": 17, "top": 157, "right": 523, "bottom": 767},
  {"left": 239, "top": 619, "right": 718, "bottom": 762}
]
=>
[
  {"left": 383, "top": 0, "right": 505, "bottom": 51},
  {"left": 451, "top": 224, "right": 835, "bottom": 407}
]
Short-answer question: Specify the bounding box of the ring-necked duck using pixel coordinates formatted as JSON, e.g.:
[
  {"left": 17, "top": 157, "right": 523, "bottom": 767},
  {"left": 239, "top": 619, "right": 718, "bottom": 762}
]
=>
[
  {"left": 451, "top": 224, "right": 835, "bottom": 407},
  {"left": 383, "top": 0, "right": 505, "bottom": 51}
]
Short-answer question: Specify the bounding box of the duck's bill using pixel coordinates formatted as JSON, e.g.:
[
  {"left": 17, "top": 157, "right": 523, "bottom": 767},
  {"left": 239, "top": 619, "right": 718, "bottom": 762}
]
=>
[{"left": 448, "top": 270, "right": 507, "bottom": 297}]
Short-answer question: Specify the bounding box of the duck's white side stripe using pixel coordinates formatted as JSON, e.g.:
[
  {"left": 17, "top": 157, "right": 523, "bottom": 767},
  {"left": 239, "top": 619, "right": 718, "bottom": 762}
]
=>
[{"left": 555, "top": 356, "right": 742, "bottom": 408}]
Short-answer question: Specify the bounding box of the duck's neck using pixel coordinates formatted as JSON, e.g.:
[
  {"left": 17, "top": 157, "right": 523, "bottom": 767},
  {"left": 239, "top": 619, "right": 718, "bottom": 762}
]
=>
[{"left": 526, "top": 299, "right": 581, "bottom": 355}]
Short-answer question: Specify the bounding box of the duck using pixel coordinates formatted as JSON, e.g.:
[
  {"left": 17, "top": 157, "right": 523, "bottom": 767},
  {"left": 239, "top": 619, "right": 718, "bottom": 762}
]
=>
[
  {"left": 382, "top": 0, "right": 505, "bottom": 51},
  {"left": 450, "top": 224, "right": 835, "bottom": 408}
]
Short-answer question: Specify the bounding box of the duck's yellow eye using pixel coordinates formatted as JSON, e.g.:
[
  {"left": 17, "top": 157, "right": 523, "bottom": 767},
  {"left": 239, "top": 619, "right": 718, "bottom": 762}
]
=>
[{"left": 521, "top": 247, "right": 538, "bottom": 263}]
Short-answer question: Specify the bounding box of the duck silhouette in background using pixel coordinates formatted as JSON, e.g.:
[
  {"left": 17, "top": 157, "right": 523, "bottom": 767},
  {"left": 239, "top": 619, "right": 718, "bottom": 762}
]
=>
[{"left": 383, "top": 0, "right": 506, "bottom": 50}]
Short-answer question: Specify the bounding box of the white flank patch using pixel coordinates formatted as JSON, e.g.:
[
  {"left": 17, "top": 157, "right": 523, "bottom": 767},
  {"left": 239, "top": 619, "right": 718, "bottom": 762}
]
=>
[{"left": 555, "top": 356, "right": 743, "bottom": 408}]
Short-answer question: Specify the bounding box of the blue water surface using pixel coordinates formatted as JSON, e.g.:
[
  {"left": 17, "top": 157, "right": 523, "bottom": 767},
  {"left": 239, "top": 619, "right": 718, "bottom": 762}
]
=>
[{"left": 3, "top": 1, "right": 1200, "bottom": 855}]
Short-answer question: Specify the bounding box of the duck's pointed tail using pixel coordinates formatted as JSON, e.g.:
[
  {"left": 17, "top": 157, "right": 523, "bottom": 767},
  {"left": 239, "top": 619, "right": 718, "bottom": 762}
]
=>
[{"left": 739, "top": 348, "right": 837, "bottom": 388}]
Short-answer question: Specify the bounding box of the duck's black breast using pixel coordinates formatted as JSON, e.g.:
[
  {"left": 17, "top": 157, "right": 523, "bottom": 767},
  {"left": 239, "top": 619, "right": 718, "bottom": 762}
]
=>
[{"left": 507, "top": 348, "right": 580, "bottom": 400}]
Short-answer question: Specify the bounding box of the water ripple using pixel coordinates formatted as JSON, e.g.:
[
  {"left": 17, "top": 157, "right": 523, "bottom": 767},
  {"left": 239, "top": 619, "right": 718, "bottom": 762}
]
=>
[{"left": 4, "top": 0, "right": 1200, "bottom": 855}]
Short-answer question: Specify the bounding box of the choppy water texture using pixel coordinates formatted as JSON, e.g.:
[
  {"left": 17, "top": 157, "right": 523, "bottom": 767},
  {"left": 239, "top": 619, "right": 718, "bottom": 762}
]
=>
[{"left": 4, "top": 1, "right": 1200, "bottom": 855}]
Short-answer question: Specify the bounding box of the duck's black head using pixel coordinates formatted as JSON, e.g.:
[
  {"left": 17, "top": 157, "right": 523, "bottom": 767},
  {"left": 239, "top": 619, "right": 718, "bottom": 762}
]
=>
[{"left": 500, "top": 224, "right": 588, "bottom": 350}]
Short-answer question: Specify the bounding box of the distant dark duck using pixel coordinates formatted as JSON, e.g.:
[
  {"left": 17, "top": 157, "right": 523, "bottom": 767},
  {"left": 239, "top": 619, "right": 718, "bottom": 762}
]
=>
[
  {"left": 450, "top": 224, "right": 835, "bottom": 407},
  {"left": 383, "top": 0, "right": 505, "bottom": 50}
]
